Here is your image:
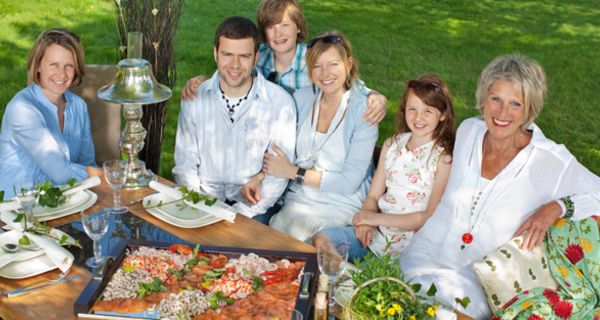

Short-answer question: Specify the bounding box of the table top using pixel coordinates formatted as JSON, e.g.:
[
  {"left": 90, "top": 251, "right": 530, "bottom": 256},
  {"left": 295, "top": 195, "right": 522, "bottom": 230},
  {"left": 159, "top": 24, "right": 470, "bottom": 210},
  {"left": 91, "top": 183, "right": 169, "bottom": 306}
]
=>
[
  {"left": 0, "top": 178, "right": 315, "bottom": 320},
  {"left": 0, "top": 178, "right": 473, "bottom": 320}
]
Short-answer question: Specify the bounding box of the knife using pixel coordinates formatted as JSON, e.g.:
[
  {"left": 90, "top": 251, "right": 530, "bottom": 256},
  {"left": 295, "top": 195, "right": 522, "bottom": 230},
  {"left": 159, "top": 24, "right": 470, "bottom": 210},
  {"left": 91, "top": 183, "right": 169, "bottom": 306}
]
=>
[
  {"left": 3, "top": 275, "right": 80, "bottom": 298},
  {"left": 127, "top": 192, "right": 157, "bottom": 206}
]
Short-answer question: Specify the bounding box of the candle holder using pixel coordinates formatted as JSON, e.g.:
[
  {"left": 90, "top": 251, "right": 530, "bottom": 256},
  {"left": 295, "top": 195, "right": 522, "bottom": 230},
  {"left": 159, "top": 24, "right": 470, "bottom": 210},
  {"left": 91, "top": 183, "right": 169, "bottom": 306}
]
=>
[{"left": 98, "top": 32, "right": 172, "bottom": 188}]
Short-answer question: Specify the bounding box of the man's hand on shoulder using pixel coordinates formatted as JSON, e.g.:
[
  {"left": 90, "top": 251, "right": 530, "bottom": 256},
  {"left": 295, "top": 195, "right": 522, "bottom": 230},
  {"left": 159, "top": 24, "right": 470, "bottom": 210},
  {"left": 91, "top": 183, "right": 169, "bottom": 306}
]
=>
[
  {"left": 181, "top": 75, "right": 207, "bottom": 101},
  {"left": 364, "top": 91, "right": 387, "bottom": 125}
]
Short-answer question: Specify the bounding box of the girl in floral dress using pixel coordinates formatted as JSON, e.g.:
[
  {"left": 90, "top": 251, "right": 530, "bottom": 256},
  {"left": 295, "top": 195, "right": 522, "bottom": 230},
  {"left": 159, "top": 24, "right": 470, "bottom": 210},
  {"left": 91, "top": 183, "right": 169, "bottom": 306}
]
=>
[{"left": 314, "top": 74, "right": 455, "bottom": 261}]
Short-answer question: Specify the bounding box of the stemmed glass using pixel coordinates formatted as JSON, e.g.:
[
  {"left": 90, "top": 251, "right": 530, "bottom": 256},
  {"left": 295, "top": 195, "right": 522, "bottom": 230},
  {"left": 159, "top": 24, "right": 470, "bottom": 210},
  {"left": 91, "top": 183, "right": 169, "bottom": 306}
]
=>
[
  {"left": 103, "top": 159, "right": 127, "bottom": 214},
  {"left": 317, "top": 242, "right": 349, "bottom": 311},
  {"left": 81, "top": 208, "right": 110, "bottom": 268},
  {"left": 14, "top": 183, "right": 39, "bottom": 227}
]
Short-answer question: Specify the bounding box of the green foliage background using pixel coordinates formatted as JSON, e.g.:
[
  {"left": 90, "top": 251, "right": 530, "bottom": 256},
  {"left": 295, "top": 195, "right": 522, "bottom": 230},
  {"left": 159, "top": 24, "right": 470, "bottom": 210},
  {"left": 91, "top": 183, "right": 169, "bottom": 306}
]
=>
[{"left": 1, "top": 0, "right": 599, "bottom": 179}]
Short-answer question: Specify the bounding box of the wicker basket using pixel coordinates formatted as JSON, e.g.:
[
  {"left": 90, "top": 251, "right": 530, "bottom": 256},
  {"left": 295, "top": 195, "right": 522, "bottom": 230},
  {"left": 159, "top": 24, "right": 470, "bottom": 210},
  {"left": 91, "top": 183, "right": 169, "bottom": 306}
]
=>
[{"left": 342, "top": 276, "right": 416, "bottom": 320}]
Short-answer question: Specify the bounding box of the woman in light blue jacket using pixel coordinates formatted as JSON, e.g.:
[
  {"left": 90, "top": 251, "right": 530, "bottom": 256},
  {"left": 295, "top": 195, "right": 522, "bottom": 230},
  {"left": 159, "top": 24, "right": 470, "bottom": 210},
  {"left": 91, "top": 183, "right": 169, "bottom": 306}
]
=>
[
  {"left": 261, "top": 31, "right": 378, "bottom": 242},
  {"left": 0, "top": 28, "right": 101, "bottom": 197}
]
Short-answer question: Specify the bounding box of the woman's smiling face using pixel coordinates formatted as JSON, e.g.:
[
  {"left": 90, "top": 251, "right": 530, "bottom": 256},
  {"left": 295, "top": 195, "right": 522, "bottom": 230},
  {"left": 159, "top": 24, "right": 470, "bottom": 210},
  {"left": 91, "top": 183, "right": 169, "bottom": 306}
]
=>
[{"left": 483, "top": 80, "right": 526, "bottom": 141}]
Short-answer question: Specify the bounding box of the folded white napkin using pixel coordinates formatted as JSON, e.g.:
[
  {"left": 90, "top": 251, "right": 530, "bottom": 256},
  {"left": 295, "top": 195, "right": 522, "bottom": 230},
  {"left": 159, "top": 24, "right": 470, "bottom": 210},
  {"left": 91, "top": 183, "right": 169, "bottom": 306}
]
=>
[
  {"left": 149, "top": 181, "right": 236, "bottom": 223},
  {"left": 0, "top": 230, "right": 45, "bottom": 269},
  {"left": 0, "top": 212, "right": 74, "bottom": 273},
  {"left": 0, "top": 200, "right": 20, "bottom": 213},
  {"left": 63, "top": 176, "right": 101, "bottom": 196}
]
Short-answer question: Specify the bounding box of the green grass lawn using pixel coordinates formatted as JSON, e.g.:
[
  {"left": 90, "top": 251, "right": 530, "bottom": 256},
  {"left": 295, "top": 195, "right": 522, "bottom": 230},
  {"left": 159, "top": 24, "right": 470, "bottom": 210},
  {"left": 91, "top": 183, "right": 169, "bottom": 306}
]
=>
[{"left": 1, "top": 0, "right": 599, "bottom": 179}]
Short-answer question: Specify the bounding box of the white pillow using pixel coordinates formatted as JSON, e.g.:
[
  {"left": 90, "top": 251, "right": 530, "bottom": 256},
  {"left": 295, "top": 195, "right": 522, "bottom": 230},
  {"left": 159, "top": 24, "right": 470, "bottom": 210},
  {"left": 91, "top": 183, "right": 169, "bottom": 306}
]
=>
[{"left": 472, "top": 236, "right": 559, "bottom": 312}]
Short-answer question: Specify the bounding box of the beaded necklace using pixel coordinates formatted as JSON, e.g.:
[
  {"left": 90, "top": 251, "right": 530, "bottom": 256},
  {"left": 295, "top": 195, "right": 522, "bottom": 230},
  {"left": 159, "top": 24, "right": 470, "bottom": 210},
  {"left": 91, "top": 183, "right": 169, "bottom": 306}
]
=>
[{"left": 219, "top": 78, "right": 253, "bottom": 122}]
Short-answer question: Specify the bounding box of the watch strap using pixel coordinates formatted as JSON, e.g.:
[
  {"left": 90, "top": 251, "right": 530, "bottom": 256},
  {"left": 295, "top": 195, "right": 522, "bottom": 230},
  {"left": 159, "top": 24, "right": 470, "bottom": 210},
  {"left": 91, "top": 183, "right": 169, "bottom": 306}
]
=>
[{"left": 295, "top": 167, "right": 306, "bottom": 185}]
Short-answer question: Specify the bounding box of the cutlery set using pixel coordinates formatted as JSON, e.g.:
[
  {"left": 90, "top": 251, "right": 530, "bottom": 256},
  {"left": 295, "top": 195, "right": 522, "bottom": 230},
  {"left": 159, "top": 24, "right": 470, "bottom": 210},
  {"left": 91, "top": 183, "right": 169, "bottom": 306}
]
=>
[{"left": 1, "top": 274, "right": 80, "bottom": 298}]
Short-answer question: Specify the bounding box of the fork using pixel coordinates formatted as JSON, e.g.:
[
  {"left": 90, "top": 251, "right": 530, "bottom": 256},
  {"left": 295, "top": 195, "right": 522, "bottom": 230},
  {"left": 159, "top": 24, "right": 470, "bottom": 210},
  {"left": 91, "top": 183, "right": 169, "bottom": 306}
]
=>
[{"left": 10, "top": 270, "right": 70, "bottom": 292}]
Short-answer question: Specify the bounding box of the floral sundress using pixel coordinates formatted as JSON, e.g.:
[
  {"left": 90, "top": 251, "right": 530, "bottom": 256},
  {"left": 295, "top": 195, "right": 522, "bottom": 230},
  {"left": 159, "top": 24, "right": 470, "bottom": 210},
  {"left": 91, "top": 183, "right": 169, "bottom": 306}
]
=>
[{"left": 368, "top": 132, "right": 444, "bottom": 256}]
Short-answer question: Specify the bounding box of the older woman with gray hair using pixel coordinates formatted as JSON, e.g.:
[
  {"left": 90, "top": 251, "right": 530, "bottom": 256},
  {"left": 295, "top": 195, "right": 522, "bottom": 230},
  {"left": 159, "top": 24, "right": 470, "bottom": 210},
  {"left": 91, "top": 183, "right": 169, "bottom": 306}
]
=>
[{"left": 399, "top": 54, "right": 600, "bottom": 319}]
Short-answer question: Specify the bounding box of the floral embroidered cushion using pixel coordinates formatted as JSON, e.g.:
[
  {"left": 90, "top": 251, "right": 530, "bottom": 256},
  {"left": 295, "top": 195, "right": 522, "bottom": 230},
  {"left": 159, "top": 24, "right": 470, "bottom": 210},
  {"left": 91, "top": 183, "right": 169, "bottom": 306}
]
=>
[{"left": 472, "top": 236, "right": 559, "bottom": 312}]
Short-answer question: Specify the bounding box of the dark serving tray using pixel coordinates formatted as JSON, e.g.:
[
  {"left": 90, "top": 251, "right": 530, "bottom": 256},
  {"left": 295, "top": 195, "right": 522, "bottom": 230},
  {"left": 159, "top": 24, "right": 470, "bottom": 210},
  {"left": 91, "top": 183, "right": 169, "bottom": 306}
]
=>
[{"left": 74, "top": 239, "right": 318, "bottom": 319}]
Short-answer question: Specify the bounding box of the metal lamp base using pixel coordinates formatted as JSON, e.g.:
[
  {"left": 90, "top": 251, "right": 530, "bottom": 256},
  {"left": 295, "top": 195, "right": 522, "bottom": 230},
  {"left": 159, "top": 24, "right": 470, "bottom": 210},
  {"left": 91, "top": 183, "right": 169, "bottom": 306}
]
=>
[{"left": 123, "top": 158, "right": 156, "bottom": 189}]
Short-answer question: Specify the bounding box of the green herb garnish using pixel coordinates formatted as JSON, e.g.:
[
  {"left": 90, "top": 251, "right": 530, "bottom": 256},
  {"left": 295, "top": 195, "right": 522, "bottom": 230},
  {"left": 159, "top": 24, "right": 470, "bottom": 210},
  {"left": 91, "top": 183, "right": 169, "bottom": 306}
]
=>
[{"left": 136, "top": 277, "right": 167, "bottom": 299}]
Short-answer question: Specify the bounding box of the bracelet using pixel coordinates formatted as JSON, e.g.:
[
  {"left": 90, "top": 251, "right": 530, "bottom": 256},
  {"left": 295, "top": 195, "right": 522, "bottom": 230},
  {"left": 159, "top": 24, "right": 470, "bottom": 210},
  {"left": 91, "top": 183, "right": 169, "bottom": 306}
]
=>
[{"left": 559, "top": 196, "right": 575, "bottom": 219}]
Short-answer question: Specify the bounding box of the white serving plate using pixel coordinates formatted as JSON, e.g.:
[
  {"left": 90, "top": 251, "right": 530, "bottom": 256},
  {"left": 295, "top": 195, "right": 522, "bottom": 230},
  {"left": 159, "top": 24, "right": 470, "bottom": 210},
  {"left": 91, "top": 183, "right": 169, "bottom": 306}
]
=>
[
  {"left": 37, "top": 191, "right": 97, "bottom": 222},
  {"left": 32, "top": 190, "right": 92, "bottom": 217},
  {"left": 143, "top": 193, "right": 224, "bottom": 228}
]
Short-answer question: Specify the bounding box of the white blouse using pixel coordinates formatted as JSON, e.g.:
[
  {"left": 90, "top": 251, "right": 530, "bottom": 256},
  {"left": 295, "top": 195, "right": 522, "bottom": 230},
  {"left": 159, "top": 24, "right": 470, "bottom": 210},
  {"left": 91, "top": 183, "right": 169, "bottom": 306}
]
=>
[{"left": 400, "top": 117, "right": 600, "bottom": 318}]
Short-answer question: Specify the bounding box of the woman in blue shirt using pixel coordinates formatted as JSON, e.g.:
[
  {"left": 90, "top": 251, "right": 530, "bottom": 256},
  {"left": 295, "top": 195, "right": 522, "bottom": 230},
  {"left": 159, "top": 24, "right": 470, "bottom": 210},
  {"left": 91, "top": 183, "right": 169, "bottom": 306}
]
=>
[
  {"left": 262, "top": 31, "right": 378, "bottom": 242},
  {"left": 0, "top": 28, "right": 101, "bottom": 197}
]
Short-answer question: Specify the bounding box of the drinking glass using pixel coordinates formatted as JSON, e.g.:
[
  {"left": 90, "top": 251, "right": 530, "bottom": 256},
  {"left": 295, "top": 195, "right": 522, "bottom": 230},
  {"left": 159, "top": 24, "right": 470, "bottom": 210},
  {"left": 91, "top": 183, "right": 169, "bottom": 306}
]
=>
[
  {"left": 82, "top": 208, "right": 110, "bottom": 268},
  {"left": 103, "top": 159, "right": 127, "bottom": 214},
  {"left": 317, "top": 242, "right": 349, "bottom": 311},
  {"left": 290, "top": 309, "right": 303, "bottom": 320},
  {"left": 15, "top": 186, "right": 39, "bottom": 227}
]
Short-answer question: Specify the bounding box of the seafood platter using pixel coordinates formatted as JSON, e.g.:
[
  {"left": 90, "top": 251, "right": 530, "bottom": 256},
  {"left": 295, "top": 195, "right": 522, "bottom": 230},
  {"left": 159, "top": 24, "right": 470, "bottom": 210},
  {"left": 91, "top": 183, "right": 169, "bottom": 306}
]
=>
[{"left": 75, "top": 240, "right": 317, "bottom": 319}]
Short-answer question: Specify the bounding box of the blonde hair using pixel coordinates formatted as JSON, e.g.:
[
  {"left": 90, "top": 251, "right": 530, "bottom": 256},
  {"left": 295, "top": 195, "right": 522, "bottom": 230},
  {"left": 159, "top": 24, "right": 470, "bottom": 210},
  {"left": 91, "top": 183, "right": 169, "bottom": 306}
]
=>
[
  {"left": 476, "top": 54, "right": 546, "bottom": 129},
  {"left": 256, "top": 0, "right": 308, "bottom": 43},
  {"left": 305, "top": 31, "right": 359, "bottom": 90},
  {"left": 27, "top": 28, "right": 85, "bottom": 87}
]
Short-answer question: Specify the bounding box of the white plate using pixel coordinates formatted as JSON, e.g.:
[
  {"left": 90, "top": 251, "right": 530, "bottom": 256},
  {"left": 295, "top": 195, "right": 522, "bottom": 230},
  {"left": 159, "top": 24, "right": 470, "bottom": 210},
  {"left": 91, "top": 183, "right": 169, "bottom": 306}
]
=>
[
  {"left": 32, "top": 190, "right": 92, "bottom": 217},
  {"left": 143, "top": 192, "right": 224, "bottom": 228},
  {"left": 0, "top": 230, "right": 45, "bottom": 267},
  {"left": 0, "top": 229, "right": 74, "bottom": 279},
  {"left": 37, "top": 191, "right": 97, "bottom": 222}
]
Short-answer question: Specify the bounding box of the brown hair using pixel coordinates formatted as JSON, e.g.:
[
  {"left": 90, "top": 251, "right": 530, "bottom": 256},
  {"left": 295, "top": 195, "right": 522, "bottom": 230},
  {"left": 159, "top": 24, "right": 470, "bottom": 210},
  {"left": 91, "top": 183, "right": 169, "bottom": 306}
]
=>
[
  {"left": 305, "top": 31, "right": 359, "bottom": 90},
  {"left": 27, "top": 28, "right": 85, "bottom": 87},
  {"left": 214, "top": 16, "right": 261, "bottom": 53},
  {"left": 395, "top": 74, "right": 455, "bottom": 155},
  {"left": 256, "top": 0, "right": 308, "bottom": 43}
]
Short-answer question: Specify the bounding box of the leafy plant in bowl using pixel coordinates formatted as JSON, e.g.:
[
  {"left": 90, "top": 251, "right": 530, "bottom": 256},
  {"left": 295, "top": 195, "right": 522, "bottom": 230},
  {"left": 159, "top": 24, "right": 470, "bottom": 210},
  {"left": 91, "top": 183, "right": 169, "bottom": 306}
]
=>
[{"left": 344, "top": 251, "right": 439, "bottom": 320}]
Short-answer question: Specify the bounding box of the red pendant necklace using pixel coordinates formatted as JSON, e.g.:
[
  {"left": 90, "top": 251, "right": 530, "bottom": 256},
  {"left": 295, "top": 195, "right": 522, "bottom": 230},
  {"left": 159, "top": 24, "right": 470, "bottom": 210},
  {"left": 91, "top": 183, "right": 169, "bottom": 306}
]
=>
[{"left": 461, "top": 185, "right": 483, "bottom": 250}]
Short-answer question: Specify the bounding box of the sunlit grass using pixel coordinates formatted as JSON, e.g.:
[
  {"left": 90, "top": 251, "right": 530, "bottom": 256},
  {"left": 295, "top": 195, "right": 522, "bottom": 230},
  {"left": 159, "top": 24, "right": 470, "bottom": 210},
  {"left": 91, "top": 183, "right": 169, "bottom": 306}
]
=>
[{"left": 0, "top": 0, "right": 599, "bottom": 179}]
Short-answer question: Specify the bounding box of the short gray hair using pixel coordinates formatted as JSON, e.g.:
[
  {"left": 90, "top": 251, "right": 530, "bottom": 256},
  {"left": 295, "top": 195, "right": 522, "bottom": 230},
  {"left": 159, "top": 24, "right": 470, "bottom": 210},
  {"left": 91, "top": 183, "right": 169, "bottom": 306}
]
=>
[{"left": 475, "top": 54, "right": 547, "bottom": 129}]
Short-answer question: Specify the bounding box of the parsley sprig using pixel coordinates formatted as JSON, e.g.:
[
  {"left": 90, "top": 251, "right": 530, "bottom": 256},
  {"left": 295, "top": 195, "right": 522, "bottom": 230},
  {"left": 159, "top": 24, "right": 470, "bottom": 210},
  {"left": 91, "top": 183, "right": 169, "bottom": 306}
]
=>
[
  {"left": 145, "top": 186, "right": 217, "bottom": 209},
  {"left": 12, "top": 213, "right": 82, "bottom": 248}
]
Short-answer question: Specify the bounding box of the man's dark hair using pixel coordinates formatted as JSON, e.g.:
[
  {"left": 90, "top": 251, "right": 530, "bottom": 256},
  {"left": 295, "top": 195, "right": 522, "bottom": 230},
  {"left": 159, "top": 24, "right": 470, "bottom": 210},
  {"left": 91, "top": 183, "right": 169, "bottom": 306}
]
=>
[{"left": 214, "top": 16, "right": 260, "bottom": 53}]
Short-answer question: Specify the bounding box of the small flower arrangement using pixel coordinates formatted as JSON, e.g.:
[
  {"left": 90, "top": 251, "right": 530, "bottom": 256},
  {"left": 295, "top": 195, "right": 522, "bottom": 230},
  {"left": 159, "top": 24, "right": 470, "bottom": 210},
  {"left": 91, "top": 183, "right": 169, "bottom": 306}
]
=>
[{"left": 344, "top": 251, "right": 438, "bottom": 320}]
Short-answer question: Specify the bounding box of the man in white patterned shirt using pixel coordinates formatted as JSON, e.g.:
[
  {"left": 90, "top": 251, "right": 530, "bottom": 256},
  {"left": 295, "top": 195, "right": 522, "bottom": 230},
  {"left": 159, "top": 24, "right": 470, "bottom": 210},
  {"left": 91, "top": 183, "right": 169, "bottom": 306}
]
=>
[{"left": 173, "top": 16, "right": 296, "bottom": 218}]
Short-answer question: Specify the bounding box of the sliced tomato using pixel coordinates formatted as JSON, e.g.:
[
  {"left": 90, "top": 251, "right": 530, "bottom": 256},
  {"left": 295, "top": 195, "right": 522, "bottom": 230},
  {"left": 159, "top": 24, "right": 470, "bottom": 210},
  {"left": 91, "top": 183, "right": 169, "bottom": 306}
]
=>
[
  {"left": 169, "top": 244, "right": 192, "bottom": 255},
  {"left": 209, "top": 254, "right": 228, "bottom": 268}
]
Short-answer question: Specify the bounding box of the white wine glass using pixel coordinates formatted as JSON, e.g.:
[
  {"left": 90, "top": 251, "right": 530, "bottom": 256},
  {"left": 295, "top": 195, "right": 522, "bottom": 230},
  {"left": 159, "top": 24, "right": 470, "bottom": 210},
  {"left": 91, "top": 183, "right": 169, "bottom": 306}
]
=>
[
  {"left": 317, "top": 242, "right": 349, "bottom": 310},
  {"left": 103, "top": 159, "right": 127, "bottom": 214},
  {"left": 81, "top": 208, "right": 110, "bottom": 268}
]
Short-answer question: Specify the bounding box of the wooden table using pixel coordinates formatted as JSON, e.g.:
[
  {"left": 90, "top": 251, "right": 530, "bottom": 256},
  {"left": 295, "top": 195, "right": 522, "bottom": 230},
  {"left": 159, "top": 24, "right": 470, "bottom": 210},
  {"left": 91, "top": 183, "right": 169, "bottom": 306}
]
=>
[
  {"left": 0, "top": 179, "right": 315, "bottom": 319},
  {"left": 0, "top": 179, "right": 473, "bottom": 320}
]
